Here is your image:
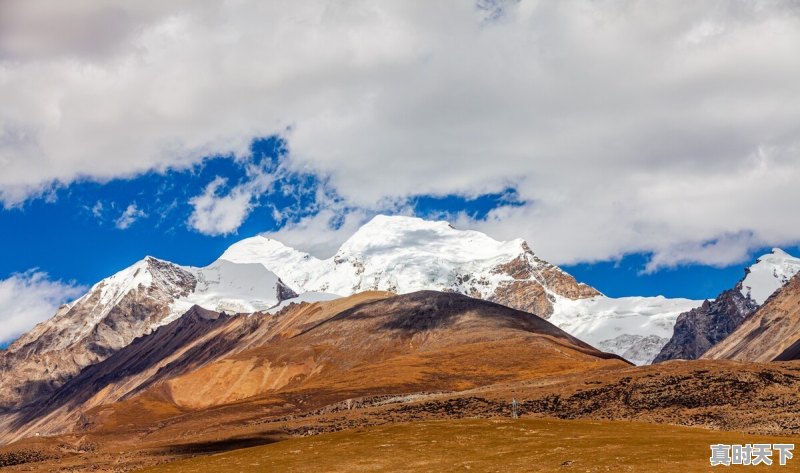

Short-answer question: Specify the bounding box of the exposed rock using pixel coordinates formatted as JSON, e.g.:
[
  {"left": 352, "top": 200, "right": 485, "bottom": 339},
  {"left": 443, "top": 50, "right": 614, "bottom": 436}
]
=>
[
  {"left": 489, "top": 250, "right": 599, "bottom": 318},
  {"left": 704, "top": 273, "right": 800, "bottom": 362},
  {"left": 0, "top": 258, "right": 197, "bottom": 412},
  {"left": 654, "top": 286, "right": 757, "bottom": 362}
]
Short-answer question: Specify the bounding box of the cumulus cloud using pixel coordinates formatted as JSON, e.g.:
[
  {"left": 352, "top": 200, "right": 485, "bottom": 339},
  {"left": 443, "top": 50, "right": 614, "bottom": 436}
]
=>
[
  {"left": 188, "top": 163, "right": 276, "bottom": 236},
  {"left": 188, "top": 177, "right": 253, "bottom": 236},
  {"left": 0, "top": 271, "right": 85, "bottom": 344},
  {"left": 263, "top": 208, "right": 375, "bottom": 258},
  {"left": 114, "top": 203, "right": 147, "bottom": 229},
  {"left": 1, "top": 1, "right": 800, "bottom": 268}
]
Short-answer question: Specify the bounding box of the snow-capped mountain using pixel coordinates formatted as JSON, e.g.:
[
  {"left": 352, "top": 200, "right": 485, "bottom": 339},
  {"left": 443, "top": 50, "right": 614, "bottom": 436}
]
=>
[
  {"left": 220, "top": 215, "right": 701, "bottom": 364},
  {"left": 549, "top": 295, "right": 703, "bottom": 365},
  {"left": 0, "top": 211, "right": 721, "bottom": 412},
  {"left": 739, "top": 248, "right": 800, "bottom": 305},
  {"left": 655, "top": 248, "right": 800, "bottom": 362},
  {"left": 170, "top": 259, "right": 299, "bottom": 322},
  {"left": 704, "top": 270, "right": 800, "bottom": 362},
  {"left": 220, "top": 215, "right": 600, "bottom": 317},
  {"left": 0, "top": 256, "right": 298, "bottom": 411}
]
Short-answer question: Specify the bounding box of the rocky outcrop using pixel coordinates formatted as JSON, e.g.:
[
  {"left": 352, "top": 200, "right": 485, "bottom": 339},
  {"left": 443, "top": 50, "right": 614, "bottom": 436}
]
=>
[
  {"left": 0, "top": 258, "right": 198, "bottom": 412},
  {"left": 653, "top": 286, "right": 757, "bottom": 362},
  {"left": 653, "top": 248, "right": 800, "bottom": 363},
  {"left": 488, "top": 248, "right": 599, "bottom": 317},
  {"left": 703, "top": 273, "right": 800, "bottom": 362}
]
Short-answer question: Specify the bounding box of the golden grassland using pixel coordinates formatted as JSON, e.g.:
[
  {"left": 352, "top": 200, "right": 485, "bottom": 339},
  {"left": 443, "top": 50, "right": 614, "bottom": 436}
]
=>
[{"left": 141, "top": 418, "right": 800, "bottom": 473}]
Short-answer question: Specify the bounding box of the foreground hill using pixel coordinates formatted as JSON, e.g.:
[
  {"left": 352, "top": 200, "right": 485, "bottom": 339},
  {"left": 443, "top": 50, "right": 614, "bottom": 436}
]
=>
[
  {"left": 157, "top": 290, "right": 625, "bottom": 411},
  {"left": 1, "top": 291, "right": 627, "bottom": 446},
  {"left": 704, "top": 273, "right": 800, "bottom": 362}
]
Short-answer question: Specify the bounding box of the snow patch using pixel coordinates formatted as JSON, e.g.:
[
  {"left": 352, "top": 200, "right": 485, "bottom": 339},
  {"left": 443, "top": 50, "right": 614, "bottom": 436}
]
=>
[
  {"left": 740, "top": 248, "right": 800, "bottom": 305},
  {"left": 549, "top": 295, "right": 703, "bottom": 365},
  {"left": 165, "top": 260, "right": 289, "bottom": 326}
]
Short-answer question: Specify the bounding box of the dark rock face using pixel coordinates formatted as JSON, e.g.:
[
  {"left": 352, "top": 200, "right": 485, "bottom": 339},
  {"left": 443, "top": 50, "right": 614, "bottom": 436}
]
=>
[
  {"left": 654, "top": 286, "right": 758, "bottom": 363},
  {"left": 704, "top": 273, "right": 800, "bottom": 362},
  {"left": 488, "top": 248, "right": 600, "bottom": 318}
]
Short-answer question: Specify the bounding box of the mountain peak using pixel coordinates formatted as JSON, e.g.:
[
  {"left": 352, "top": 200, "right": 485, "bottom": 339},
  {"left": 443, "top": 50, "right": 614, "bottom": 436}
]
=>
[
  {"left": 338, "top": 214, "right": 528, "bottom": 259},
  {"left": 741, "top": 248, "right": 800, "bottom": 305},
  {"left": 217, "top": 214, "right": 595, "bottom": 317}
]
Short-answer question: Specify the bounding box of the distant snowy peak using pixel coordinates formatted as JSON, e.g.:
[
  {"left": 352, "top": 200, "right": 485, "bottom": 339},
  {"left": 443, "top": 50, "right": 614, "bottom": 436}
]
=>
[
  {"left": 221, "top": 215, "right": 599, "bottom": 316},
  {"left": 740, "top": 248, "right": 800, "bottom": 305},
  {"left": 549, "top": 294, "right": 703, "bottom": 365},
  {"left": 0, "top": 253, "right": 306, "bottom": 411},
  {"left": 11, "top": 256, "right": 297, "bottom": 358},
  {"left": 11, "top": 256, "right": 196, "bottom": 353}
]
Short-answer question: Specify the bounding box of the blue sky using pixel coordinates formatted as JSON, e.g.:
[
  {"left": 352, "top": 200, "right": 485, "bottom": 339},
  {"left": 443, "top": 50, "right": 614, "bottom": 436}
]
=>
[
  {"left": 2, "top": 1, "right": 800, "bottom": 344},
  {"left": 1, "top": 135, "right": 791, "bottom": 303}
]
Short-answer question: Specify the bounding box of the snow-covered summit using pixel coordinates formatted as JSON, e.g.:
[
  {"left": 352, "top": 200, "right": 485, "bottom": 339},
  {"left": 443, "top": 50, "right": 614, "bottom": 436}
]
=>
[
  {"left": 10, "top": 255, "right": 299, "bottom": 360},
  {"left": 221, "top": 214, "right": 597, "bottom": 311},
  {"left": 168, "top": 260, "right": 298, "bottom": 324},
  {"left": 336, "top": 215, "right": 527, "bottom": 262},
  {"left": 740, "top": 248, "right": 800, "bottom": 305}
]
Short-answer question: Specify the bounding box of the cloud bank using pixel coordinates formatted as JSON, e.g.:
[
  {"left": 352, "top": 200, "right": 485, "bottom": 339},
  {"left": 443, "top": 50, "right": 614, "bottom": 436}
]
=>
[
  {"left": 0, "top": 271, "right": 85, "bottom": 344},
  {"left": 1, "top": 0, "right": 800, "bottom": 268}
]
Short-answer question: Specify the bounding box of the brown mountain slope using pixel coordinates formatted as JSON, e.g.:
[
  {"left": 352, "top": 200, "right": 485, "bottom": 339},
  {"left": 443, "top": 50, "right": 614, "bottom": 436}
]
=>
[
  {"left": 703, "top": 273, "right": 800, "bottom": 362},
  {"left": 0, "top": 292, "right": 393, "bottom": 444},
  {"left": 0, "top": 258, "right": 197, "bottom": 413},
  {"left": 0, "top": 291, "right": 629, "bottom": 469},
  {"left": 157, "top": 290, "right": 627, "bottom": 412},
  {"left": 63, "top": 291, "right": 626, "bottom": 445}
]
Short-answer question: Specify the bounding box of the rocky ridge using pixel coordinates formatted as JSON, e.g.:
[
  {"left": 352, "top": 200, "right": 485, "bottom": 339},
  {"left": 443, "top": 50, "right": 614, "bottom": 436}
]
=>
[
  {"left": 703, "top": 272, "right": 800, "bottom": 362},
  {"left": 0, "top": 257, "right": 296, "bottom": 413},
  {"left": 655, "top": 249, "right": 800, "bottom": 362}
]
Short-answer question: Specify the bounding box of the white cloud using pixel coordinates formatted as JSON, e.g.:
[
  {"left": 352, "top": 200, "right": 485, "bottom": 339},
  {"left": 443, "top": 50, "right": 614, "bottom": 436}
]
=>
[
  {"left": 188, "top": 177, "right": 252, "bottom": 236},
  {"left": 262, "top": 208, "right": 374, "bottom": 259},
  {"left": 1, "top": 1, "right": 800, "bottom": 268},
  {"left": 187, "top": 161, "right": 277, "bottom": 236},
  {"left": 91, "top": 201, "right": 103, "bottom": 219},
  {"left": 0, "top": 271, "right": 85, "bottom": 344},
  {"left": 114, "top": 203, "right": 147, "bottom": 229}
]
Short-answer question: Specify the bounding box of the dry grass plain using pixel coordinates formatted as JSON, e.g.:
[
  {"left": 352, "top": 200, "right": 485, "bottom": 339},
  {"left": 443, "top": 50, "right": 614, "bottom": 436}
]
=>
[{"left": 141, "top": 418, "right": 800, "bottom": 473}]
